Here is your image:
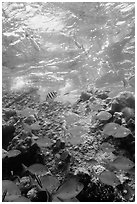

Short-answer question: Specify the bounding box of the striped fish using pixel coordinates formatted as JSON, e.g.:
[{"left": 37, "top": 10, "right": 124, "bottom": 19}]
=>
[{"left": 46, "top": 91, "right": 58, "bottom": 102}]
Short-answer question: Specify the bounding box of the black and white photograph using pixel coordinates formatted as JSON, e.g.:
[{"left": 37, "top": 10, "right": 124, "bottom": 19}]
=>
[{"left": 2, "top": 2, "right": 135, "bottom": 202}]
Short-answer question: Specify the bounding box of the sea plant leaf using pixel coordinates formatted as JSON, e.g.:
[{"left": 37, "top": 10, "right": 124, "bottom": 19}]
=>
[
  {"left": 2, "top": 180, "right": 21, "bottom": 201},
  {"left": 27, "top": 163, "right": 48, "bottom": 176},
  {"left": 99, "top": 170, "right": 120, "bottom": 187},
  {"left": 7, "top": 149, "right": 21, "bottom": 158},
  {"left": 67, "top": 126, "right": 86, "bottom": 145},
  {"left": 100, "top": 142, "right": 115, "bottom": 153},
  {"left": 40, "top": 175, "right": 60, "bottom": 193},
  {"left": 36, "top": 137, "right": 52, "bottom": 147},
  {"left": 4, "top": 195, "right": 21, "bottom": 202},
  {"left": 17, "top": 108, "right": 37, "bottom": 117},
  {"left": 110, "top": 156, "right": 134, "bottom": 170},
  {"left": 63, "top": 111, "right": 80, "bottom": 127},
  {"left": 63, "top": 197, "right": 80, "bottom": 202},
  {"left": 12, "top": 196, "right": 31, "bottom": 202},
  {"left": 102, "top": 122, "right": 120, "bottom": 136},
  {"left": 54, "top": 177, "right": 84, "bottom": 200},
  {"left": 96, "top": 111, "right": 112, "bottom": 121},
  {"left": 2, "top": 149, "right": 8, "bottom": 159},
  {"left": 113, "top": 126, "right": 131, "bottom": 138},
  {"left": 30, "top": 122, "right": 41, "bottom": 130}
]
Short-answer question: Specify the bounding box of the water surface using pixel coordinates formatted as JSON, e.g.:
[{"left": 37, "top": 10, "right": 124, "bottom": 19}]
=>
[{"left": 2, "top": 2, "right": 135, "bottom": 100}]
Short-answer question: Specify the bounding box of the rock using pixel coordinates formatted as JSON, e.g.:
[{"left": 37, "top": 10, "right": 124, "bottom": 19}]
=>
[
  {"left": 30, "top": 190, "right": 51, "bottom": 202},
  {"left": 24, "top": 115, "right": 36, "bottom": 125},
  {"left": 126, "top": 118, "right": 135, "bottom": 131},
  {"left": 3, "top": 108, "right": 17, "bottom": 120},
  {"left": 111, "top": 92, "right": 135, "bottom": 113},
  {"left": 2, "top": 124, "right": 15, "bottom": 149},
  {"left": 121, "top": 107, "right": 135, "bottom": 122},
  {"left": 96, "top": 91, "right": 109, "bottom": 100},
  {"left": 89, "top": 96, "right": 96, "bottom": 102},
  {"left": 105, "top": 98, "right": 112, "bottom": 104},
  {"left": 52, "top": 139, "right": 65, "bottom": 153},
  {"left": 80, "top": 92, "right": 92, "bottom": 102},
  {"left": 19, "top": 143, "right": 44, "bottom": 167}
]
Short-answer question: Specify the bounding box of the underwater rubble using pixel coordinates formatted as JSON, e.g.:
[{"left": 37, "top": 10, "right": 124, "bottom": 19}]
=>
[{"left": 2, "top": 88, "right": 135, "bottom": 202}]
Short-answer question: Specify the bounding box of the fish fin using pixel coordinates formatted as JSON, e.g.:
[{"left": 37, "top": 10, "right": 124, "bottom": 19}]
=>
[{"left": 34, "top": 175, "right": 43, "bottom": 189}]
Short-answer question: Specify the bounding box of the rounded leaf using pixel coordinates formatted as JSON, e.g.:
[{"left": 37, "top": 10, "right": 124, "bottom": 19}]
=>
[
  {"left": 102, "top": 123, "right": 120, "bottom": 136},
  {"left": 30, "top": 122, "right": 41, "bottom": 130},
  {"left": 99, "top": 170, "right": 120, "bottom": 187},
  {"left": 64, "top": 112, "right": 80, "bottom": 126},
  {"left": 40, "top": 175, "right": 60, "bottom": 193},
  {"left": 27, "top": 164, "right": 48, "bottom": 176},
  {"left": 2, "top": 149, "right": 8, "bottom": 159},
  {"left": 17, "top": 108, "right": 37, "bottom": 117},
  {"left": 4, "top": 195, "right": 21, "bottom": 202},
  {"left": 110, "top": 156, "right": 134, "bottom": 170},
  {"left": 69, "top": 126, "right": 86, "bottom": 137},
  {"left": 7, "top": 149, "right": 21, "bottom": 158},
  {"left": 36, "top": 137, "right": 52, "bottom": 147},
  {"left": 13, "top": 196, "right": 31, "bottom": 202},
  {"left": 113, "top": 126, "right": 131, "bottom": 138},
  {"left": 97, "top": 111, "right": 112, "bottom": 121},
  {"left": 64, "top": 197, "right": 80, "bottom": 202},
  {"left": 67, "top": 126, "right": 86, "bottom": 145},
  {"left": 101, "top": 142, "right": 115, "bottom": 153},
  {"left": 2, "top": 180, "right": 21, "bottom": 196},
  {"left": 68, "top": 134, "right": 84, "bottom": 145},
  {"left": 55, "top": 177, "right": 84, "bottom": 200}
]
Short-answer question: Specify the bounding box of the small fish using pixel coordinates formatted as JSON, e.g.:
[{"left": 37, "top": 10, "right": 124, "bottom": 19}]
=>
[
  {"left": 29, "top": 36, "right": 40, "bottom": 51},
  {"left": 46, "top": 91, "right": 58, "bottom": 102},
  {"left": 73, "top": 39, "right": 83, "bottom": 49}
]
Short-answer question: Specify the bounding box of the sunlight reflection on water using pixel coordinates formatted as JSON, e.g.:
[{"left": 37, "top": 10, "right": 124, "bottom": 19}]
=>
[{"left": 2, "top": 2, "right": 135, "bottom": 95}]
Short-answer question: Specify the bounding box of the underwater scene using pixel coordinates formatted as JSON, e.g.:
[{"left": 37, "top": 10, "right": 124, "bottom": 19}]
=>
[{"left": 2, "top": 2, "right": 135, "bottom": 202}]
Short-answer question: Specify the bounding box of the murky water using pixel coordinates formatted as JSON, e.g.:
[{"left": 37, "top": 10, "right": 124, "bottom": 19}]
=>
[{"left": 2, "top": 2, "right": 135, "bottom": 100}]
